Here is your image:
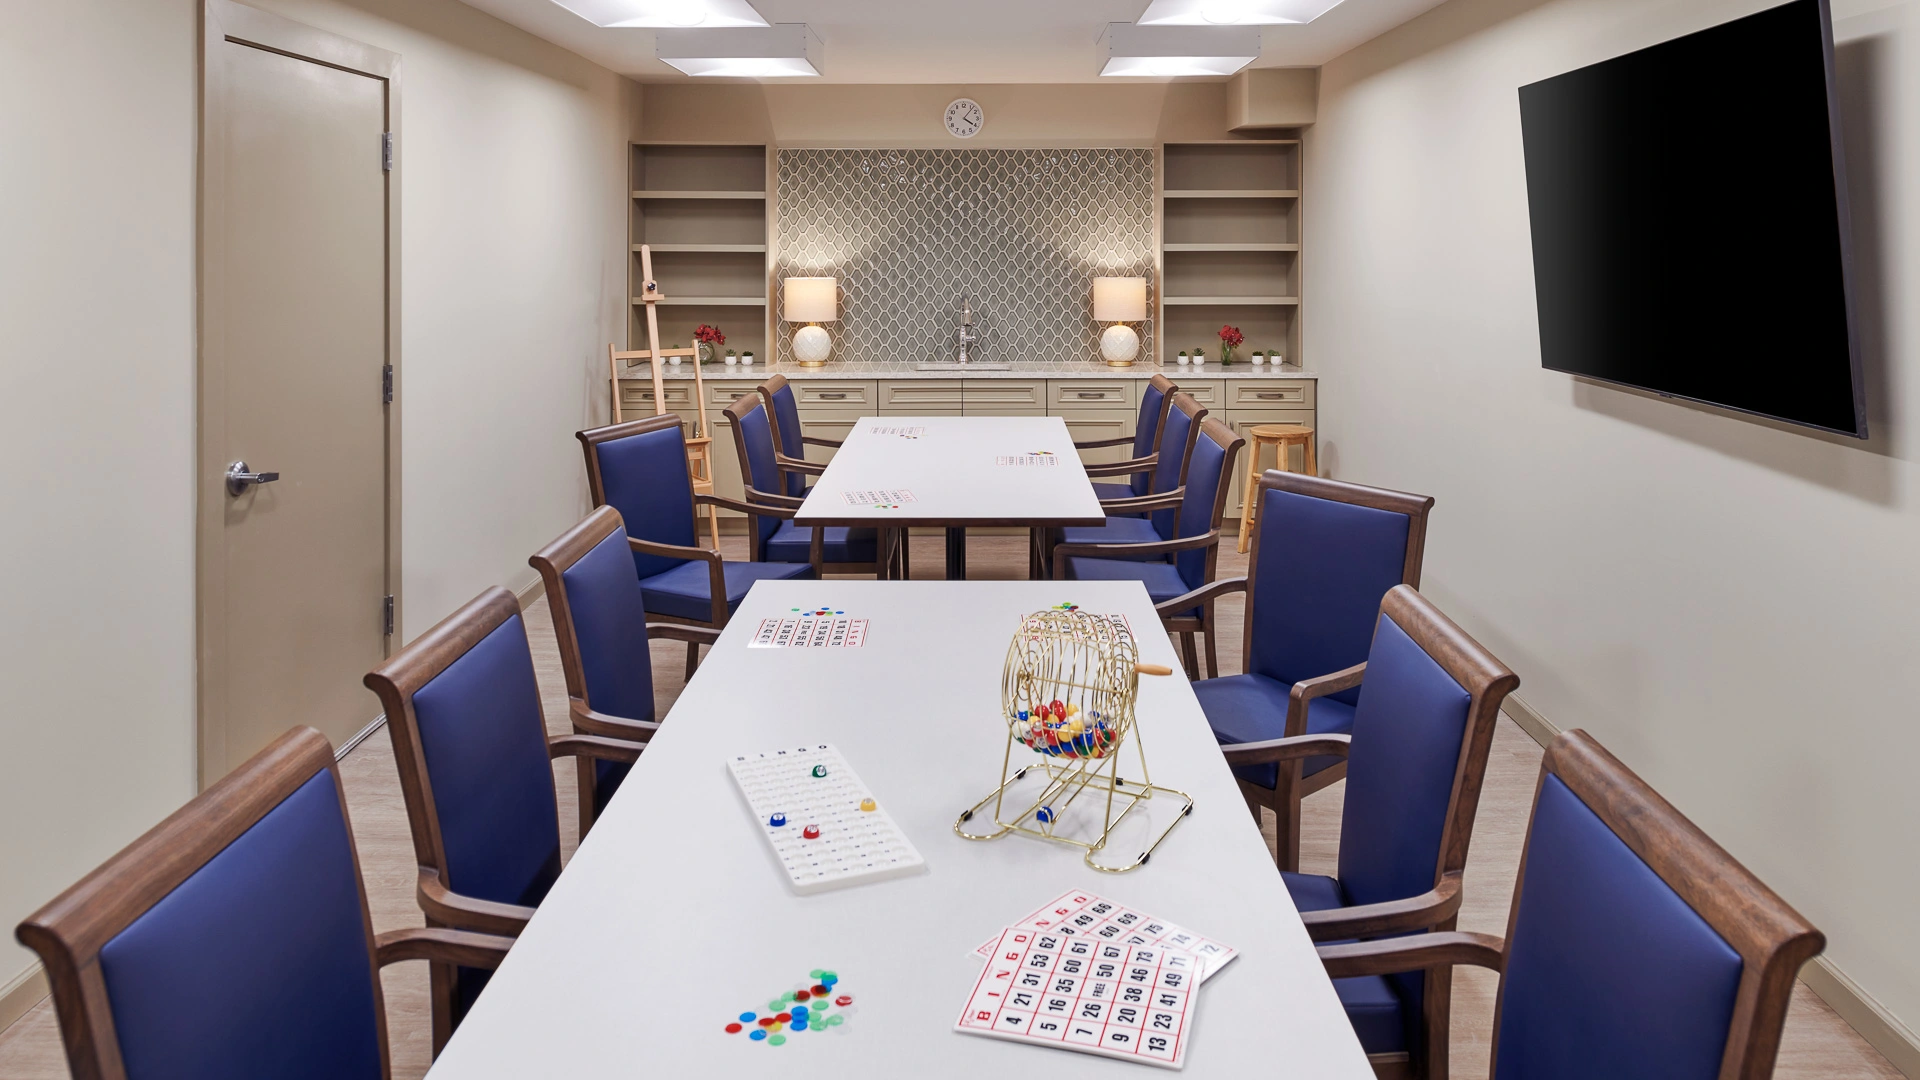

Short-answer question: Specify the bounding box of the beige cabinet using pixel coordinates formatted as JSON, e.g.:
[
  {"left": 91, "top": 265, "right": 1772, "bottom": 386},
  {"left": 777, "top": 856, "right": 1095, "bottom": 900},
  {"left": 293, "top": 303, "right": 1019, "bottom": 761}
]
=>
[
  {"left": 880, "top": 380, "right": 962, "bottom": 415},
  {"left": 964, "top": 380, "right": 1045, "bottom": 415}
]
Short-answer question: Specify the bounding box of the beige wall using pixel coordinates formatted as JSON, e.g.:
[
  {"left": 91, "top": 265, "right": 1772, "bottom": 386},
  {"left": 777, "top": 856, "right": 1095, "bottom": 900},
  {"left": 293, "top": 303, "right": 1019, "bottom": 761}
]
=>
[
  {"left": 0, "top": 0, "right": 629, "bottom": 997},
  {"left": 1306, "top": 0, "right": 1919, "bottom": 1041}
]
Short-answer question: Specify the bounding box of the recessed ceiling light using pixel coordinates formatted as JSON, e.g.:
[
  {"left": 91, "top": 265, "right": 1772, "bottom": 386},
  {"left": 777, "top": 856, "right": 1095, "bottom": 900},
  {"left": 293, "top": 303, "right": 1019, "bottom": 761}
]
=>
[
  {"left": 656, "top": 24, "right": 824, "bottom": 78},
  {"left": 1097, "top": 23, "right": 1260, "bottom": 77},
  {"left": 548, "top": 0, "right": 769, "bottom": 29},
  {"left": 1137, "top": 0, "right": 1350, "bottom": 26}
]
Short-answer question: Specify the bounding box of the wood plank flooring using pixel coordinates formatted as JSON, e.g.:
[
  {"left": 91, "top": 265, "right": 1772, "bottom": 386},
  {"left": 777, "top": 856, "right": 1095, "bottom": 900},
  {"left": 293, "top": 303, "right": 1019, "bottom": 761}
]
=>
[{"left": 0, "top": 534, "right": 1900, "bottom": 1078}]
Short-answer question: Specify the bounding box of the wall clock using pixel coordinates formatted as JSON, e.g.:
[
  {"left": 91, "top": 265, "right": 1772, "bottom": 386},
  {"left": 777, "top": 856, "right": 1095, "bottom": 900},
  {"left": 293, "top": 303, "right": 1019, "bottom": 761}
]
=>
[{"left": 944, "top": 98, "right": 985, "bottom": 139}]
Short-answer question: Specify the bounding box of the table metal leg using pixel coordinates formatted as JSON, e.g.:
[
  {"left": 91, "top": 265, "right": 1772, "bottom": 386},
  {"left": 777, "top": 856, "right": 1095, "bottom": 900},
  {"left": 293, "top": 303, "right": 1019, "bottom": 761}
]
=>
[{"left": 945, "top": 527, "right": 967, "bottom": 580}]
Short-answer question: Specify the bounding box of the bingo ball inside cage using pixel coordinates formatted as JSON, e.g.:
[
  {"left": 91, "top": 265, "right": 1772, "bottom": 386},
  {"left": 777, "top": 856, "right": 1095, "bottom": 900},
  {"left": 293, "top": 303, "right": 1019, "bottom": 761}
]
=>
[{"left": 953, "top": 606, "right": 1191, "bottom": 872}]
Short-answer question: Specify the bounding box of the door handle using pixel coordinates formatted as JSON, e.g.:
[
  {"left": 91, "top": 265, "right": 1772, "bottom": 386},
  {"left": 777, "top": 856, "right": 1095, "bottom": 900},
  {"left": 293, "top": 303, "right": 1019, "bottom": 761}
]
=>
[{"left": 226, "top": 461, "right": 281, "bottom": 496}]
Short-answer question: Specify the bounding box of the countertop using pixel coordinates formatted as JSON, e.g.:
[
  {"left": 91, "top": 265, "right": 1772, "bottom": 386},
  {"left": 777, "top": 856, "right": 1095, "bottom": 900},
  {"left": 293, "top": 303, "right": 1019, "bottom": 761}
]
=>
[{"left": 621, "top": 359, "right": 1318, "bottom": 381}]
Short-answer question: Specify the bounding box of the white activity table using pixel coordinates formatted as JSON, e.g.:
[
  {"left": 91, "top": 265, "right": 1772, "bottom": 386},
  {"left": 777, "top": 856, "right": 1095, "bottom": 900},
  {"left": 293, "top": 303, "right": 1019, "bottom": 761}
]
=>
[
  {"left": 791, "top": 416, "right": 1106, "bottom": 579},
  {"left": 425, "top": 581, "right": 1373, "bottom": 1078}
]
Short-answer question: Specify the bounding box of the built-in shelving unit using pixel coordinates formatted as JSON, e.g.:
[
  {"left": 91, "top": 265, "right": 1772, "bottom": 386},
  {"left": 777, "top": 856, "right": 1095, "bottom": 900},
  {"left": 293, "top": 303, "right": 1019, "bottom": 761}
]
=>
[
  {"left": 1160, "top": 140, "right": 1303, "bottom": 368},
  {"left": 629, "top": 144, "right": 771, "bottom": 361}
]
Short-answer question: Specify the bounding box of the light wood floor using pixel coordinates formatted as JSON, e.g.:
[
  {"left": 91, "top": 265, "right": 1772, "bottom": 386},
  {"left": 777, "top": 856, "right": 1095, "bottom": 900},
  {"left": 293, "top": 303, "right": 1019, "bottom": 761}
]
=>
[{"left": 0, "top": 534, "right": 1900, "bottom": 1078}]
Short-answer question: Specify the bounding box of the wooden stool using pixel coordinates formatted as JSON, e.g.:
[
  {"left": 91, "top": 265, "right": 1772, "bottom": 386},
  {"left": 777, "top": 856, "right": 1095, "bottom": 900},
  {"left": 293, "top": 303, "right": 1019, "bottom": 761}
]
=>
[{"left": 1236, "top": 423, "right": 1316, "bottom": 553}]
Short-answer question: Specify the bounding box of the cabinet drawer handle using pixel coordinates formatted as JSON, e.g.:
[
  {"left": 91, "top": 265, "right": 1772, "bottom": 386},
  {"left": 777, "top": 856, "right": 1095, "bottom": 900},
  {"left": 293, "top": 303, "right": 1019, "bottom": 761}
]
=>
[
  {"left": 1255, "top": 392, "right": 1292, "bottom": 400},
  {"left": 818, "top": 392, "right": 848, "bottom": 400},
  {"left": 1075, "top": 392, "right": 1106, "bottom": 399},
  {"left": 729, "top": 392, "right": 747, "bottom": 400}
]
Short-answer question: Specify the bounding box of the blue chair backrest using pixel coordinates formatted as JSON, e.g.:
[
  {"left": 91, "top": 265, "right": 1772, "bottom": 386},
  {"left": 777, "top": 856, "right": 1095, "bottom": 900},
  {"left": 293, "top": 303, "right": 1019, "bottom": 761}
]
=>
[
  {"left": 558, "top": 524, "right": 658, "bottom": 723},
  {"left": 1148, "top": 404, "right": 1198, "bottom": 539},
  {"left": 734, "top": 399, "right": 784, "bottom": 548},
  {"left": 1247, "top": 487, "right": 1411, "bottom": 705},
  {"left": 592, "top": 423, "right": 696, "bottom": 581},
  {"left": 1494, "top": 774, "right": 1744, "bottom": 1078},
  {"left": 1129, "top": 381, "right": 1169, "bottom": 497},
  {"left": 410, "top": 613, "right": 561, "bottom": 908},
  {"left": 768, "top": 382, "right": 809, "bottom": 498},
  {"left": 97, "top": 770, "right": 384, "bottom": 1080},
  {"left": 1167, "top": 426, "right": 1231, "bottom": 589}
]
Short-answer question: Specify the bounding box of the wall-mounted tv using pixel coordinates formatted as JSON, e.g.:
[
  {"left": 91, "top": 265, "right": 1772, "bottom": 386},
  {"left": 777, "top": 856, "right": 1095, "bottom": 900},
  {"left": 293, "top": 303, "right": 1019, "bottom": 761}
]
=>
[{"left": 1518, "top": 0, "right": 1865, "bottom": 438}]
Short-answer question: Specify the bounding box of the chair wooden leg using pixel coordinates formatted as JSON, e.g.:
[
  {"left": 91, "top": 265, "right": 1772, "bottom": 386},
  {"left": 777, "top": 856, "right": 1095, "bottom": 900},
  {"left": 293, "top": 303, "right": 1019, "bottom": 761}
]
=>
[
  {"left": 1273, "top": 769, "right": 1304, "bottom": 872},
  {"left": 1179, "top": 633, "right": 1200, "bottom": 680},
  {"left": 576, "top": 757, "right": 598, "bottom": 842},
  {"left": 1201, "top": 607, "right": 1219, "bottom": 680},
  {"left": 704, "top": 502, "right": 721, "bottom": 551},
  {"left": 684, "top": 639, "right": 700, "bottom": 681},
  {"left": 901, "top": 529, "right": 912, "bottom": 580},
  {"left": 429, "top": 952, "right": 458, "bottom": 1056}
]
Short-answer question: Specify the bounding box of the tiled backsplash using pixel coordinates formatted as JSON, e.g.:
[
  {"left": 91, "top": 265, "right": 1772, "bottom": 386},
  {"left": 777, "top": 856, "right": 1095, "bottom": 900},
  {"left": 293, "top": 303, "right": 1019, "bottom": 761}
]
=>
[{"left": 775, "top": 148, "right": 1156, "bottom": 367}]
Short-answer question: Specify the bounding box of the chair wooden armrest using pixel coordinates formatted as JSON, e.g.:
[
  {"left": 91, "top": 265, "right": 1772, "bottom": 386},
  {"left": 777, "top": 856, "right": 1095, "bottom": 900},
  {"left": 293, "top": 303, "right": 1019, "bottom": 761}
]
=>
[
  {"left": 646, "top": 623, "right": 721, "bottom": 646},
  {"left": 774, "top": 453, "right": 827, "bottom": 476},
  {"left": 1300, "top": 875, "right": 1464, "bottom": 942},
  {"left": 568, "top": 698, "right": 662, "bottom": 744},
  {"left": 548, "top": 734, "right": 645, "bottom": 766},
  {"left": 628, "top": 535, "right": 721, "bottom": 563},
  {"left": 1098, "top": 489, "right": 1184, "bottom": 514},
  {"left": 1051, "top": 531, "right": 1221, "bottom": 577},
  {"left": 1287, "top": 662, "right": 1369, "bottom": 738},
  {"left": 1084, "top": 453, "right": 1157, "bottom": 478},
  {"left": 628, "top": 536, "right": 727, "bottom": 625},
  {"left": 416, "top": 868, "right": 535, "bottom": 937},
  {"left": 1074, "top": 434, "right": 1138, "bottom": 450},
  {"left": 1218, "top": 733, "right": 1352, "bottom": 767},
  {"left": 1153, "top": 577, "right": 1247, "bottom": 619},
  {"left": 699, "top": 491, "right": 799, "bottom": 516},
  {"left": 375, "top": 926, "right": 516, "bottom": 971},
  {"left": 1317, "top": 931, "right": 1506, "bottom": 980},
  {"left": 801, "top": 434, "right": 843, "bottom": 448}
]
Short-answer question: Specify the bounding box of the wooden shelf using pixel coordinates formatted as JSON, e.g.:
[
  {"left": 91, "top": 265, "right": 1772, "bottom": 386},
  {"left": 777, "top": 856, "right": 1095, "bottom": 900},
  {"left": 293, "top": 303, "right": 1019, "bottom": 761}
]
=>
[
  {"left": 1163, "top": 189, "right": 1300, "bottom": 199},
  {"left": 631, "top": 190, "right": 767, "bottom": 200},
  {"left": 1164, "top": 296, "right": 1300, "bottom": 306},
  {"left": 636, "top": 244, "right": 767, "bottom": 253},
  {"left": 632, "top": 296, "right": 767, "bottom": 306},
  {"left": 1163, "top": 243, "right": 1299, "bottom": 253}
]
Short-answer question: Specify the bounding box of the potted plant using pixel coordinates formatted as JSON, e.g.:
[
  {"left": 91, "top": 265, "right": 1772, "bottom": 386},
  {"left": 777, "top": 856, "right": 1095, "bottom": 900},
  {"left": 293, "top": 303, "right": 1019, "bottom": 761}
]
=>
[
  {"left": 1217, "top": 324, "right": 1244, "bottom": 366},
  {"left": 1175, "top": 349, "right": 1190, "bottom": 366},
  {"left": 741, "top": 350, "right": 755, "bottom": 366},
  {"left": 725, "top": 348, "right": 738, "bottom": 366},
  {"left": 667, "top": 343, "right": 683, "bottom": 366},
  {"left": 1193, "top": 345, "right": 1206, "bottom": 366},
  {"left": 693, "top": 323, "right": 725, "bottom": 365}
]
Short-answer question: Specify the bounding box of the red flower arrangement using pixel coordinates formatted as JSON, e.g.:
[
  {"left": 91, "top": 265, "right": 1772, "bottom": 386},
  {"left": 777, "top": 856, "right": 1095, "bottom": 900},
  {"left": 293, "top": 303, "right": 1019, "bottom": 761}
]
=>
[
  {"left": 1217, "top": 324, "right": 1244, "bottom": 365},
  {"left": 693, "top": 324, "right": 725, "bottom": 364}
]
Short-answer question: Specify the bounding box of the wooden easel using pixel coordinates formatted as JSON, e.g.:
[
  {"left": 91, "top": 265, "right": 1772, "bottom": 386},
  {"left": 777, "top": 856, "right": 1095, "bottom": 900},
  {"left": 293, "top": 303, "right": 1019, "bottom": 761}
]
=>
[{"left": 609, "top": 244, "right": 720, "bottom": 550}]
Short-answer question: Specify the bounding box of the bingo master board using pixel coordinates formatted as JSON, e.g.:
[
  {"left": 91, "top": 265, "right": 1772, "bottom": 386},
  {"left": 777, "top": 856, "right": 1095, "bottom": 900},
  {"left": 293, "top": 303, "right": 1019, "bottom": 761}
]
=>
[{"left": 727, "top": 743, "right": 926, "bottom": 895}]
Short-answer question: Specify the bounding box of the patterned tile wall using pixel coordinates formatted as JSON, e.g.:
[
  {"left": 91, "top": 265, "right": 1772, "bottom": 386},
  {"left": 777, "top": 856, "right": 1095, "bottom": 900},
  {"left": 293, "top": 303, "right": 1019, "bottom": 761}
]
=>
[{"left": 775, "top": 148, "right": 1156, "bottom": 366}]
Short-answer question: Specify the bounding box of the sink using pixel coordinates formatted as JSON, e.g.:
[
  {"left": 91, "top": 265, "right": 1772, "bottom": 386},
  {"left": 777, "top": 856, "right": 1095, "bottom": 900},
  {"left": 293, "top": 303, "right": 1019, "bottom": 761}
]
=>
[{"left": 915, "top": 361, "right": 1011, "bottom": 371}]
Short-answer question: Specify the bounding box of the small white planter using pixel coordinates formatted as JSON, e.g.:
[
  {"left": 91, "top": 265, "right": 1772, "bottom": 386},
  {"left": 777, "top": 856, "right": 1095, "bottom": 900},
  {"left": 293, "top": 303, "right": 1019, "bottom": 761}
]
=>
[
  {"left": 741, "top": 352, "right": 755, "bottom": 366},
  {"left": 724, "top": 355, "right": 738, "bottom": 366},
  {"left": 1251, "top": 353, "right": 1267, "bottom": 366}
]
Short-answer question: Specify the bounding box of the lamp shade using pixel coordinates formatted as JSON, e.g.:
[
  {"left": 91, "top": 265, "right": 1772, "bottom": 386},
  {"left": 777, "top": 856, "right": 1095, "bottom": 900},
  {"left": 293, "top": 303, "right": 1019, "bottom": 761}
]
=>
[
  {"left": 1093, "top": 277, "right": 1148, "bottom": 322},
  {"left": 784, "top": 277, "right": 838, "bottom": 323}
]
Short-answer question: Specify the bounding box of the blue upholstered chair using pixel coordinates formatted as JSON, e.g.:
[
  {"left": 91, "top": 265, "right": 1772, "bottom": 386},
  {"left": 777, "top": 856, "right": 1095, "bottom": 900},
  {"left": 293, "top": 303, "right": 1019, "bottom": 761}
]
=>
[
  {"left": 1177, "top": 470, "right": 1433, "bottom": 871},
  {"left": 1224, "top": 586, "right": 1516, "bottom": 1076},
  {"left": 578, "top": 415, "right": 814, "bottom": 677},
  {"left": 364, "top": 588, "right": 644, "bottom": 1053},
  {"left": 757, "top": 373, "right": 841, "bottom": 499},
  {"left": 14, "top": 727, "right": 515, "bottom": 1079},
  {"left": 530, "top": 506, "right": 717, "bottom": 833},
  {"left": 1053, "top": 416, "right": 1243, "bottom": 679},
  {"left": 1034, "top": 391, "right": 1207, "bottom": 580},
  {"left": 1077, "top": 373, "right": 1179, "bottom": 502},
  {"left": 723, "top": 394, "right": 896, "bottom": 578},
  {"left": 1319, "top": 730, "right": 1824, "bottom": 1080}
]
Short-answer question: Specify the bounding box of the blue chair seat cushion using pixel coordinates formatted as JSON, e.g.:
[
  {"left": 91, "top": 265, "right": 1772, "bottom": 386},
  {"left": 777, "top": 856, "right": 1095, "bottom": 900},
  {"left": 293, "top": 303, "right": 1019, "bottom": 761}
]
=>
[
  {"left": 638, "top": 560, "right": 813, "bottom": 622},
  {"left": 765, "top": 522, "right": 879, "bottom": 564},
  {"left": 1195, "top": 673, "right": 1355, "bottom": 784},
  {"left": 1281, "top": 872, "right": 1408, "bottom": 1055},
  {"left": 1063, "top": 558, "right": 1198, "bottom": 618},
  {"left": 1060, "top": 517, "right": 1162, "bottom": 552}
]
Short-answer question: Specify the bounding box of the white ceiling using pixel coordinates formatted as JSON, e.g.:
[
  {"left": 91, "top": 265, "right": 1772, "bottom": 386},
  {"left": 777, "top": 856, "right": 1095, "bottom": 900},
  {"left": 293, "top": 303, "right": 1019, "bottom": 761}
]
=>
[{"left": 455, "top": 0, "right": 1453, "bottom": 82}]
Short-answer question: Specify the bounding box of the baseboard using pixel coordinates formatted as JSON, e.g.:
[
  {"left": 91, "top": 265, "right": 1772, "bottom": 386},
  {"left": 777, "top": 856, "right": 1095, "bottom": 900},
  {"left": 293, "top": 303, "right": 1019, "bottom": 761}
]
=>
[
  {"left": 336, "top": 713, "right": 387, "bottom": 759},
  {"left": 1801, "top": 956, "right": 1920, "bottom": 1078},
  {"left": 0, "top": 963, "right": 49, "bottom": 1037},
  {"left": 1501, "top": 692, "right": 1561, "bottom": 748},
  {"left": 515, "top": 576, "right": 545, "bottom": 608},
  {"left": 1498, "top": 694, "right": 1918, "bottom": 1075}
]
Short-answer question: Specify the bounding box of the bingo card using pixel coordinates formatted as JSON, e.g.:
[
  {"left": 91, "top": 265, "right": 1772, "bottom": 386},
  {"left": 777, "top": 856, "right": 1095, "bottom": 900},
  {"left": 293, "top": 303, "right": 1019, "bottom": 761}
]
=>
[
  {"left": 727, "top": 744, "right": 926, "bottom": 895},
  {"left": 840, "top": 489, "right": 916, "bottom": 507},
  {"left": 868, "top": 425, "right": 925, "bottom": 438},
  {"left": 996, "top": 454, "right": 1060, "bottom": 467},
  {"left": 956, "top": 927, "right": 1198, "bottom": 1069},
  {"left": 972, "top": 890, "right": 1237, "bottom": 983},
  {"left": 749, "top": 616, "right": 868, "bottom": 649}
]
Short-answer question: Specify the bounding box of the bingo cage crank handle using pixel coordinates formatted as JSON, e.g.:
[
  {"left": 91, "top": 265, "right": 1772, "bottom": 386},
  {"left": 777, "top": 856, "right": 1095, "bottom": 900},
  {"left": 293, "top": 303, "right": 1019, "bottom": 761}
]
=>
[{"left": 1135, "top": 663, "right": 1174, "bottom": 677}]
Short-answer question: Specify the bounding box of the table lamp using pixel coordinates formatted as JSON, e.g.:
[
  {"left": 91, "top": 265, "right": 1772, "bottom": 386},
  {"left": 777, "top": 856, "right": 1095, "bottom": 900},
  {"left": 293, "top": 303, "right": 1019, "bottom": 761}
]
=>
[
  {"left": 784, "top": 277, "right": 838, "bottom": 367},
  {"left": 1093, "top": 277, "right": 1147, "bottom": 367}
]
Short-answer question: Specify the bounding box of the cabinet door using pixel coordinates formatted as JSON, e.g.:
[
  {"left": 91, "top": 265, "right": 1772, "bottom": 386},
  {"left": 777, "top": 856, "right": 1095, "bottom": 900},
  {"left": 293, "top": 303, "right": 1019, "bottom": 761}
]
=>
[
  {"left": 1058, "top": 412, "right": 1139, "bottom": 468},
  {"left": 880, "top": 380, "right": 963, "bottom": 415},
  {"left": 964, "top": 379, "right": 1045, "bottom": 415}
]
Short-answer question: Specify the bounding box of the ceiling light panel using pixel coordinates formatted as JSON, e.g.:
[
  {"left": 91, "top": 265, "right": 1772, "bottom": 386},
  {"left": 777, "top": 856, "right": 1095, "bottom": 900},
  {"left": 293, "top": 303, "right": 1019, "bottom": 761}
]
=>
[
  {"left": 549, "top": 0, "right": 769, "bottom": 29},
  {"left": 1135, "top": 0, "right": 1349, "bottom": 26},
  {"left": 656, "top": 24, "right": 824, "bottom": 78},
  {"left": 1097, "top": 23, "right": 1260, "bottom": 77}
]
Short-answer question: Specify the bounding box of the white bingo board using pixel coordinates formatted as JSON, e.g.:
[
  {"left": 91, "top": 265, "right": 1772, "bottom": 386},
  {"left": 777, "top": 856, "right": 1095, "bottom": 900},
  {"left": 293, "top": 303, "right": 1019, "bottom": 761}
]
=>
[
  {"left": 749, "top": 617, "right": 869, "bottom": 649},
  {"left": 957, "top": 927, "right": 1198, "bottom": 1069},
  {"left": 840, "top": 489, "right": 916, "bottom": 507},
  {"left": 972, "top": 890, "right": 1236, "bottom": 983},
  {"left": 726, "top": 743, "right": 926, "bottom": 895}
]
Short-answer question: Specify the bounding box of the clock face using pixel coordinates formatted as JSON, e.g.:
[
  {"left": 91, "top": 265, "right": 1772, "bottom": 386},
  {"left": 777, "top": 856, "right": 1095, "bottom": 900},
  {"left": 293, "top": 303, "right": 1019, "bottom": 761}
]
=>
[{"left": 944, "top": 98, "right": 984, "bottom": 139}]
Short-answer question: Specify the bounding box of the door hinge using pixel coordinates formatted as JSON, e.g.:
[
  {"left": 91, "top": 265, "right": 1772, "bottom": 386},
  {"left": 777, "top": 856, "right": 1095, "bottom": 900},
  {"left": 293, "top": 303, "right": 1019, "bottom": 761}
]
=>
[
  {"left": 381, "top": 132, "right": 393, "bottom": 172},
  {"left": 382, "top": 595, "right": 395, "bottom": 636},
  {"left": 382, "top": 364, "right": 393, "bottom": 404}
]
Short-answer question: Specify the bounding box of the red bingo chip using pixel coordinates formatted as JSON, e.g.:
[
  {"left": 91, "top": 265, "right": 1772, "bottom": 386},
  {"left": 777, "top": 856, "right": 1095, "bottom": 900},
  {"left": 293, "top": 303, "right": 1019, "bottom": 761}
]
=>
[
  {"left": 812, "top": 984, "right": 829, "bottom": 995},
  {"left": 835, "top": 995, "right": 853, "bottom": 1007},
  {"left": 725, "top": 1023, "right": 742, "bottom": 1034}
]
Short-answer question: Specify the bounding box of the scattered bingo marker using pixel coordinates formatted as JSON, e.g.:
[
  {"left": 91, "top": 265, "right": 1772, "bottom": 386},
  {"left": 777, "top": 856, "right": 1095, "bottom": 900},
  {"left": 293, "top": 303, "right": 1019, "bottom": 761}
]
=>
[{"left": 729, "top": 971, "right": 856, "bottom": 1047}]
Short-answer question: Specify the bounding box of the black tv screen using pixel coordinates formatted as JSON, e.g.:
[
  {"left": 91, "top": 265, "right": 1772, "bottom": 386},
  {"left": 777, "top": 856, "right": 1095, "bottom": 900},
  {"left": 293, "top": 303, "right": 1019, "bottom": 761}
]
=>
[{"left": 1518, "top": 0, "right": 1865, "bottom": 437}]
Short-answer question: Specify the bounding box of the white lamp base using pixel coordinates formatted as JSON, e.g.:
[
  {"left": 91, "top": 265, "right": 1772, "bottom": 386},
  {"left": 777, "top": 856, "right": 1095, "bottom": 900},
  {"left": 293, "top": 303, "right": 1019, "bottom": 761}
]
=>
[
  {"left": 793, "top": 323, "right": 833, "bottom": 366},
  {"left": 1100, "top": 323, "right": 1140, "bottom": 366}
]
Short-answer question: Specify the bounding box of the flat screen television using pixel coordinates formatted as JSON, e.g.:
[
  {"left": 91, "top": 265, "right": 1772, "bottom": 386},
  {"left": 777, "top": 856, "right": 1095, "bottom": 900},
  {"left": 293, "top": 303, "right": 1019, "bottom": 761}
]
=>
[{"left": 1518, "top": 0, "right": 1865, "bottom": 437}]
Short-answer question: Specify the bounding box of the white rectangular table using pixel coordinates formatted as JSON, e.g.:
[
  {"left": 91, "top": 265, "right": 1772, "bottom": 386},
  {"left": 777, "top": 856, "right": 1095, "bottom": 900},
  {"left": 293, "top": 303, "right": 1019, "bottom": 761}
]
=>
[
  {"left": 426, "top": 581, "right": 1373, "bottom": 1078},
  {"left": 791, "top": 416, "right": 1107, "bottom": 579}
]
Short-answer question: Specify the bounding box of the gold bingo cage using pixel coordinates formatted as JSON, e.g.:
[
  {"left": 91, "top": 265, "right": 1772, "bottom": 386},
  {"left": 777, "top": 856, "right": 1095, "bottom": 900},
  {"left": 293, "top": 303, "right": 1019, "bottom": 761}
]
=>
[{"left": 953, "top": 606, "right": 1190, "bottom": 872}]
